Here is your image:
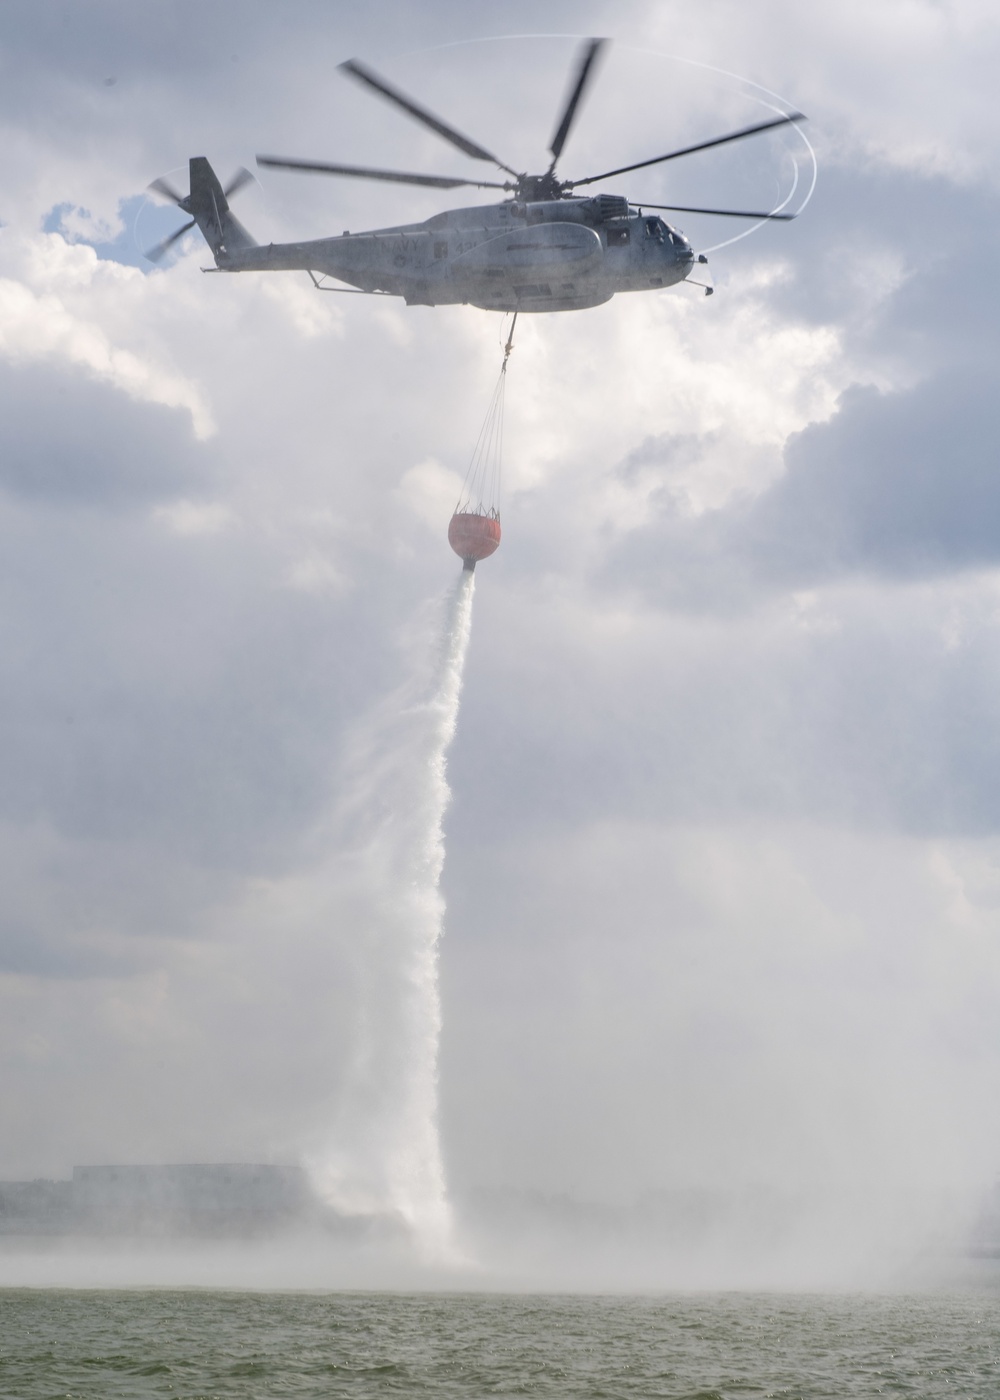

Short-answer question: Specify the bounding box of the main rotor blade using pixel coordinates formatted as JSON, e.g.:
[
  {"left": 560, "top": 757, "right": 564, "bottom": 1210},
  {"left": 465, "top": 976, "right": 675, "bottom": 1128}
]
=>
[
  {"left": 339, "top": 57, "right": 519, "bottom": 178},
  {"left": 635, "top": 201, "right": 797, "bottom": 220},
  {"left": 257, "top": 154, "right": 509, "bottom": 190},
  {"left": 147, "top": 176, "right": 186, "bottom": 206},
  {"left": 549, "top": 37, "right": 607, "bottom": 164},
  {"left": 568, "top": 111, "right": 807, "bottom": 188},
  {"left": 223, "top": 166, "right": 255, "bottom": 200},
  {"left": 144, "top": 218, "right": 196, "bottom": 262}
]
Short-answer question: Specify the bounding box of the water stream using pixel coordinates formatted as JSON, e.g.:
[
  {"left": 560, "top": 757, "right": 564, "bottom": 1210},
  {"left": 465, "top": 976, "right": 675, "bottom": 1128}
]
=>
[{"left": 308, "top": 571, "right": 475, "bottom": 1258}]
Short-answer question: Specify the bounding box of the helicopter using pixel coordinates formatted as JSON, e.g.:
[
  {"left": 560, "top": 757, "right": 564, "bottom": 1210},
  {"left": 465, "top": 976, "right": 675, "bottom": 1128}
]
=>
[{"left": 147, "top": 39, "right": 806, "bottom": 313}]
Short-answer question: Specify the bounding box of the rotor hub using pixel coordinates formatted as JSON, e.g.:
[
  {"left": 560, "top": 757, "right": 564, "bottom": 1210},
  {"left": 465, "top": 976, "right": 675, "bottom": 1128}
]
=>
[{"left": 515, "top": 172, "right": 570, "bottom": 203}]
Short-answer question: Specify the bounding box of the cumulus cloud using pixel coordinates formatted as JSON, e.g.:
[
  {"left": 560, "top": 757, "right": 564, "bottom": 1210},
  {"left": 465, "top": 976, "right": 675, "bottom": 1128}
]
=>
[
  {"left": 0, "top": 233, "right": 214, "bottom": 436},
  {"left": 753, "top": 372, "right": 1000, "bottom": 580}
]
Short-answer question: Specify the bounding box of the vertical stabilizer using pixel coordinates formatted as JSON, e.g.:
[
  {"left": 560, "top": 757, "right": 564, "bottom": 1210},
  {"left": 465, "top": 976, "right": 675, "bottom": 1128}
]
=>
[{"left": 186, "top": 157, "right": 257, "bottom": 262}]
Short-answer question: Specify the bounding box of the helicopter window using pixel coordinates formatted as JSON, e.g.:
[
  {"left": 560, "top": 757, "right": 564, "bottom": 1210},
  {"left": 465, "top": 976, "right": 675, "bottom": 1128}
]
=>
[
  {"left": 434, "top": 241, "right": 448, "bottom": 259},
  {"left": 644, "top": 217, "right": 665, "bottom": 240},
  {"left": 606, "top": 227, "right": 630, "bottom": 247}
]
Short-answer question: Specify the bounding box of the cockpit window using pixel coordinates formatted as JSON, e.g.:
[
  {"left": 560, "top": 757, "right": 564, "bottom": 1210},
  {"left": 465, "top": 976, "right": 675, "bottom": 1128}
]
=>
[{"left": 644, "top": 217, "right": 665, "bottom": 240}]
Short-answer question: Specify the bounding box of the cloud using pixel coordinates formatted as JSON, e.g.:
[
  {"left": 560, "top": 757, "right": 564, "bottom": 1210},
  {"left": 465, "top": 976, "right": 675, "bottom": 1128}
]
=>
[
  {"left": 0, "top": 361, "right": 206, "bottom": 506},
  {"left": 154, "top": 499, "right": 235, "bottom": 535},
  {"left": 755, "top": 372, "right": 1000, "bottom": 581},
  {"left": 613, "top": 368, "right": 1000, "bottom": 606},
  {"left": 605, "top": 168, "right": 1000, "bottom": 604},
  {"left": 0, "top": 232, "right": 214, "bottom": 436}
]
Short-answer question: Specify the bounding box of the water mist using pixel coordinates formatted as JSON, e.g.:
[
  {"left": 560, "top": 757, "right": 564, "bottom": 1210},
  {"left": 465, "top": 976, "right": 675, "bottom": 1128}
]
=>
[{"left": 308, "top": 571, "right": 475, "bottom": 1258}]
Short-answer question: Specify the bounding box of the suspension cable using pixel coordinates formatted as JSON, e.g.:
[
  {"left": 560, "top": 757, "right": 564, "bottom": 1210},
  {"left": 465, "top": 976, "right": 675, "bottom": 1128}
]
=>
[{"left": 455, "top": 314, "right": 517, "bottom": 517}]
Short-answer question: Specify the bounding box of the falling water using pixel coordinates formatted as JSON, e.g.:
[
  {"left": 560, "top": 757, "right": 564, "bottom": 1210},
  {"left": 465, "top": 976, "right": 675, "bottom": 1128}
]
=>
[{"left": 308, "top": 570, "right": 475, "bottom": 1257}]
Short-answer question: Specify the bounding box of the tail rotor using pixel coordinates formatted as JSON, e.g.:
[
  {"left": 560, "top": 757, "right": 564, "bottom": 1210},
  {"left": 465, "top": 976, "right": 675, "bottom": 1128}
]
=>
[{"left": 144, "top": 165, "right": 255, "bottom": 263}]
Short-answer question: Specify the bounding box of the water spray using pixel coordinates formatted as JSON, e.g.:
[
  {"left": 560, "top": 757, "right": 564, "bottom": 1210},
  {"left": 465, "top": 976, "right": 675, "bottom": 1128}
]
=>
[
  {"left": 311, "top": 325, "right": 517, "bottom": 1259},
  {"left": 309, "top": 570, "right": 475, "bottom": 1258}
]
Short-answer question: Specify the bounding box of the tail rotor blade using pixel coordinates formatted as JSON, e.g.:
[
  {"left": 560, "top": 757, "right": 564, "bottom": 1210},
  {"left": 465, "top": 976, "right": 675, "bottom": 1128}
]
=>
[
  {"left": 549, "top": 37, "right": 607, "bottom": 165},
  {"left": 144, "top": 218, "right": 196, "bottom": 262},
  {"left": 147, "top": 176, "right": 186, "bottom": 206},
  {"left": 223, "top": 166, "right": 255, "bottom": 200}
]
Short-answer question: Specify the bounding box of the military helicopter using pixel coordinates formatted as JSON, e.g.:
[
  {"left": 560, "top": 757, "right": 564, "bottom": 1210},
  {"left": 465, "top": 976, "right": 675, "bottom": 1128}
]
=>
[{"left": 147, "top": 39, "right": 806, "bottom": 313}]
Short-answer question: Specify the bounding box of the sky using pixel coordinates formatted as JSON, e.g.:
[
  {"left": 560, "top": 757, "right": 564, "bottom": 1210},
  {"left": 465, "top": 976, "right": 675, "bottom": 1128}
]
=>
[{"left": 0, "top": 0, "right": 999, "bottom": 1287}]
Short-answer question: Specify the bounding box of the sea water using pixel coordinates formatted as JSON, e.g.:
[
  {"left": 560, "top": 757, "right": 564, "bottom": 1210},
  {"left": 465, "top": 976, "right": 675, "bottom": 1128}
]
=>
[{"left": 1, "top": 1289, "right": 997, "bottom": 1398}]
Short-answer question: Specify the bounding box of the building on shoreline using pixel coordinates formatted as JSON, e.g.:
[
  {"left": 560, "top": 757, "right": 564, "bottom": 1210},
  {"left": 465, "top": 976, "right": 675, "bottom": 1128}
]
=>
[{"left": 0, "top": 1164, "right": 316, "bottom": 1237}]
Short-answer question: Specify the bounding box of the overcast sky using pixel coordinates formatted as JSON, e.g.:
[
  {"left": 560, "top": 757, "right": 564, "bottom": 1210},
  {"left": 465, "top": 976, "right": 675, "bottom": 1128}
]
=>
[{"left": 0, "top": 0, "right": 998, "bottom": 1285}]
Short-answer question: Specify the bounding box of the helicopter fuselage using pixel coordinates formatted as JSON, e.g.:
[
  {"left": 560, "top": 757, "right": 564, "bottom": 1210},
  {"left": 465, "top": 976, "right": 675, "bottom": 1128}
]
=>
[{"left": 215, "top": 193, "right": 701, "bottom": 312}]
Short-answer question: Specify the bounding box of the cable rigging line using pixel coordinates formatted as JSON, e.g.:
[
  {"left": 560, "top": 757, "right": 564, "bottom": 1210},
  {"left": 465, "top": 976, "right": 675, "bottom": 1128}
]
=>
[{"left": 455, "top": 314, "right": 517, "bottom": 519}]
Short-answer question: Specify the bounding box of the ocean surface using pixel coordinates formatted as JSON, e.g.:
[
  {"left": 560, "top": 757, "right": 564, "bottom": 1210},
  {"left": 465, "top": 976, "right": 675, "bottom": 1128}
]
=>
[{"left": 1, "top": 1289, "right": 997, "bottom": 1399}]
